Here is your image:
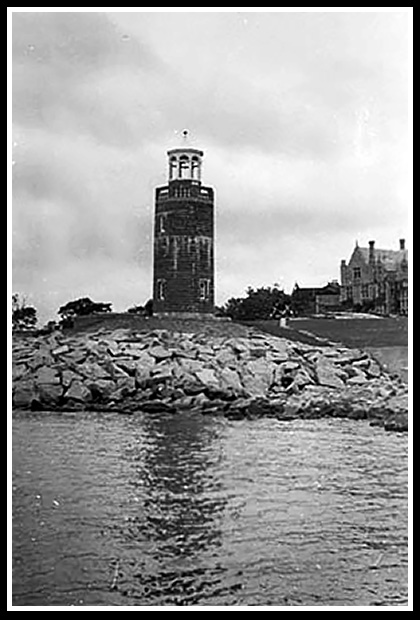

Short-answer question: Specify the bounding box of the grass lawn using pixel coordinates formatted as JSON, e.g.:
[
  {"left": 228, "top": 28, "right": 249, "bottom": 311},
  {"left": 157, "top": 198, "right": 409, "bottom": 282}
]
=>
[
  {"left": 64, "top": 314, "right": 408, "bottom": 349},
  {"left": 245, "top": 317, "right": 408, "bottom": 348},
  {"left": 64, "top": 313, "right": 250, "bottom": 339},
  {"left": 290, "top": 317, "right": 408, "bottom": 348}
]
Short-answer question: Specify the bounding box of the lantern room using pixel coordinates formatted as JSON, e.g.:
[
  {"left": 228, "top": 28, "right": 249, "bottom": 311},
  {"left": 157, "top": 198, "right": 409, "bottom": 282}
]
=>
[{"left": 167, "top": 147, "right": 204, "bottom": 182}]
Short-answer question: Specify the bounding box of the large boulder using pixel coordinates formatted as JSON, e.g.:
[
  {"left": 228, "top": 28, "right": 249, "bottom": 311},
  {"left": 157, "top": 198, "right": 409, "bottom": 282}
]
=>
[
  {"left": 113, "top": 358, "right": 138, "bottom": 376},
  {"left": 34, "top": 365, "right": 60, "bottom": 384},
  {"left": 224, "top": 398, "right": 251, "bottom": 420},
  {"left": 135, "top": 352, "right": 156, "bottom": 386},
  {"left": 77, "top": 362, "right": 111, "bottom": 381},
  {"left": 179, "top": 358, "right": 204, "bottom": 373},
  {"left": 316, "top": 360, "right": 345, "bottom": 389},
  {"left": 215, "top": 348, "right": 237, "bottom": 367},
  {"left": 61, "top": 369, "right": 83, "bottom": 387},
  {"left": 219, "top": 367, "right": 244, "bottom": 395},
  {"left": 13, "top": 380, "right": 38, "bottom": 409},
  {"left": 12, "top": 364, "right": 28, "bottom": 381},
  {"left": 51, "top": 344, "right": 70, "bottom": 356},
  {"left": 267, "top": 338, "right": 289, "bottom": 358},
  {"left": 120, "top": 342, "right": 147, "bottom": 358},
  {"left": 38, "top": 383, "right": 63, "bottom": 406},
  {"left": 195, "top": 368, "right": 220, "bottom": 388},
  {"left": 60, "top": 345, "right": 87, "bottom": 364},
  {"left": 140, "top": 401, "right": 176, "bottom": 414},
  {"left": 365, "top": 359, "right": 381, "bottom": 378},
  {"left": 384, "top": 414, "right": 408, "bottom": 432},
  {"left": 64, "top": 380, "right": 92, "bottom": 403},
  {"left": 26, "top": 349, "right": 54, "bottom": 370},
  {"left": 247, "top": 358, "right": 274, "bottom": 385},
  {"left": 247, "top": 397, "right": 280, "bottom": 418},
  {"left": 87, "top": 379, "right": 116, "bottom": 401},
  {"left": 148, "top": 345, "right": 173, "bottom": 361},
  {"left": 287, "top": 368, "right": 315, "bottom": 392},
  {"left": 240, "top": 369, "right": 270, "bottom": 396},
  {"left": 346, "top": 371, "right": 368, "bottom": 386}
]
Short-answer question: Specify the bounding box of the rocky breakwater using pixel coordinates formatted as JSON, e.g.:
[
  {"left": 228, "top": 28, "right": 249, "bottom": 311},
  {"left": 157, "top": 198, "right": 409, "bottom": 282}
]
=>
[{"left": 12, "top": 327, "right": 408, "bottom": 431}]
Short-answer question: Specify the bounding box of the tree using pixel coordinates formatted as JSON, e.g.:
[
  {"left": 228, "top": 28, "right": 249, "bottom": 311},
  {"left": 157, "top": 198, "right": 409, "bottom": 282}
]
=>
[
  {"left": 221, "top": 286, "right": 290, "bottom": 321},
  {"left": 126, "top": 299, "right": 153, "bottom": 317},
  {"left": 127, "top": 304, "right": 145, "bottom": 315},
  {"left": 38, "top": 320, "right": 60, "bottom": 335},
  {"left": 12, "top": 294, "right": 38, "bottom": 331},
  {"left": 58, "top": 297, "right": 112, "bottom": 326}
]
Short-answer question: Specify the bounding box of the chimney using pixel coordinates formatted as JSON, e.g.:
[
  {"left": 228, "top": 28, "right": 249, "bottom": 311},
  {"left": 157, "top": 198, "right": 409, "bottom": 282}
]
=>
[
  {"left": 368, "top": 240, "right": 375, "bottom": 264},
  {"left": 399, "top": 238, "right": 405, "bottom": 250}
]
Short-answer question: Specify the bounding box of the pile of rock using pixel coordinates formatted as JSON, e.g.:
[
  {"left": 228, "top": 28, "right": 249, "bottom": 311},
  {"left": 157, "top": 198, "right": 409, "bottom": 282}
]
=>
[{"left": 12, "top": 327, "right": 408, "bottom": 431}]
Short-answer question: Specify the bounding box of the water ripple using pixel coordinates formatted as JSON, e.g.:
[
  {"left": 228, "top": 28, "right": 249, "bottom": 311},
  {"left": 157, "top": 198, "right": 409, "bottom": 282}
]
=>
[{"left": 12, "top": 412, "right": 407, "bottom": 606}]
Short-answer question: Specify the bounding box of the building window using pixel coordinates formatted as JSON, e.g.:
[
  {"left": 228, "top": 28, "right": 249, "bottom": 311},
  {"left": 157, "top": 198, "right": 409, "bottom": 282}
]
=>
[
  {"left": 361, "top": 284, "right": 369, "bottom": 299},
  {"left": 156, "top": 279, "right": 166, "bottom": 301},
  {"left": 161, "top": 236, "right": 169, "bottom": 254},
  {"left": 199, "top": 279, "right": 210, "bottom": 301},
  {"left": 353, "top": 267, "right": 361, "bottom": 280},
  {"left": 157, "top": 215, "right": 166, "bottom": 233}
]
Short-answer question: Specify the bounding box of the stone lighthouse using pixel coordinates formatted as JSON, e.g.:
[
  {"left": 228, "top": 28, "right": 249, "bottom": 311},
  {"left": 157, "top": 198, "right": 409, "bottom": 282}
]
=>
[{"left": 152, "top": 134, "right": 215, "bottom": 316}]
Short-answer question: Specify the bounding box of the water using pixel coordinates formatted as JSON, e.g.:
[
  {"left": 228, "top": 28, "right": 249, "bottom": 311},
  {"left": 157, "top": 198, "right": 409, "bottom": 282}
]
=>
[
  {"left": 366, "top": 346, "right": 408, "bottom": 383},
  {"left": 12, "top": 411, "right": 408, "bottom": 607}
]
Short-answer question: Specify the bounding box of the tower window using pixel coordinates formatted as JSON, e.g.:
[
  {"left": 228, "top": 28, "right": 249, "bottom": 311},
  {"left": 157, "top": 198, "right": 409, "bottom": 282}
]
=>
[
  {"left": 179, "top": 155, "right": 190, "bottom": 179},
  {"left": 199, "top": 279, "right": 210, "bottom": 301},
  {"left": 157, "top": 215, "right": 166, "bottom": 233},
  {"left": 191, "top": 156, "right": 200, "bottom": 180},
  {"left": 161, "top": 236, "right": 169, "bottom": 254},
  {"left": 169, "top": 157, "right": 177, "bottom": 180},
  {"left": 157, "top": 279, "right": 166, "bottom": 301}
]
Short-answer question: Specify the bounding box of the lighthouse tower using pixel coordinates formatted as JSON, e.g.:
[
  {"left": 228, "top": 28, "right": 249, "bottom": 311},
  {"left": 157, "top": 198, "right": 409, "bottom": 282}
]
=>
[{"left": 152, "top": 133, "right": 215, "bottom": 316}]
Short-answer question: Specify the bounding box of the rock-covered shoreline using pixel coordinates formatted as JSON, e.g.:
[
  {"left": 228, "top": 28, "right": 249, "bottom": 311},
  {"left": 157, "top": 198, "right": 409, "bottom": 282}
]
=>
[{"left": 12, "top": 326, "right": 408, "bottom": 432}]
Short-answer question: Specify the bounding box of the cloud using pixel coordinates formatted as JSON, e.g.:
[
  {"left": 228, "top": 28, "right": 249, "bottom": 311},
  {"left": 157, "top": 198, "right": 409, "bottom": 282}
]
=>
[
  {"left": 12, "top": 11, "right": 410, "bottom": 323},
  {"left": 13, "top": 12, "right": 165, "bottom": 145}
]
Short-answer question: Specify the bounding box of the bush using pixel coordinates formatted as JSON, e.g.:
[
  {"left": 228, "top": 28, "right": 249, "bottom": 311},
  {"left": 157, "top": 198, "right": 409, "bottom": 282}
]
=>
[
  {"left": 127, "top": 304, "right": 145, "bottom": 315},
  {"left": 58, "top": 297, "right": 112, "bottom": 326},
  {"left": 221, "top": 286, "right": 290, "bottom": 321},
  {"left": 12, "top": 294, "right": 37, "bottom": 331}
]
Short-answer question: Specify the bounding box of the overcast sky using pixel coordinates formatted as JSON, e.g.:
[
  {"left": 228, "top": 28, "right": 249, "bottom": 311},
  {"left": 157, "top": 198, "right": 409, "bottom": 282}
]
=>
[{"left": 12, "top": 10, "right": 411, "bottom": 323}]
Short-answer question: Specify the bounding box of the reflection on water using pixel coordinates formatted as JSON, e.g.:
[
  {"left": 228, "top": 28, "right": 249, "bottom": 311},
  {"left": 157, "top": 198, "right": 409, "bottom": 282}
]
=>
[
  {"left": 118, "top": 413, "right": 234, "bottom": 605},
  {"left": 12, "top": 412, "right": 408, "bottom": 607}
]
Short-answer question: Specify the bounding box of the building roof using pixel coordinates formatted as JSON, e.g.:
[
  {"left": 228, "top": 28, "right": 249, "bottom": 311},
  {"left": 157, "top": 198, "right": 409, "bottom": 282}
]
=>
[
  {"left": 292, "top": 282, "right": 340, "bottom": 297},
  {"left": 357, "top": 247, "right": 408, "bottom": 270}
]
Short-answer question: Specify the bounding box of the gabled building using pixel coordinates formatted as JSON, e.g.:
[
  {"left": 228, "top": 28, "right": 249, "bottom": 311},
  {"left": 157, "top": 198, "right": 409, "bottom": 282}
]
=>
[
  {"left": 340, "top": 239, "right": 408, "bottom": 315},
  {"left": 291, "top": 281, "right": 341, "bottom": 316}
]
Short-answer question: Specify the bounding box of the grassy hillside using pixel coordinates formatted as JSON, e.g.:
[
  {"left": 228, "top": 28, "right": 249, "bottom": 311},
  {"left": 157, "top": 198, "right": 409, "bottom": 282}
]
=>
[
  {"left": 289, "top": 317, "right": 408, "bottom": 348},
  {"left": 66, "top": 313, "right": 250, "bottom": 339}
]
